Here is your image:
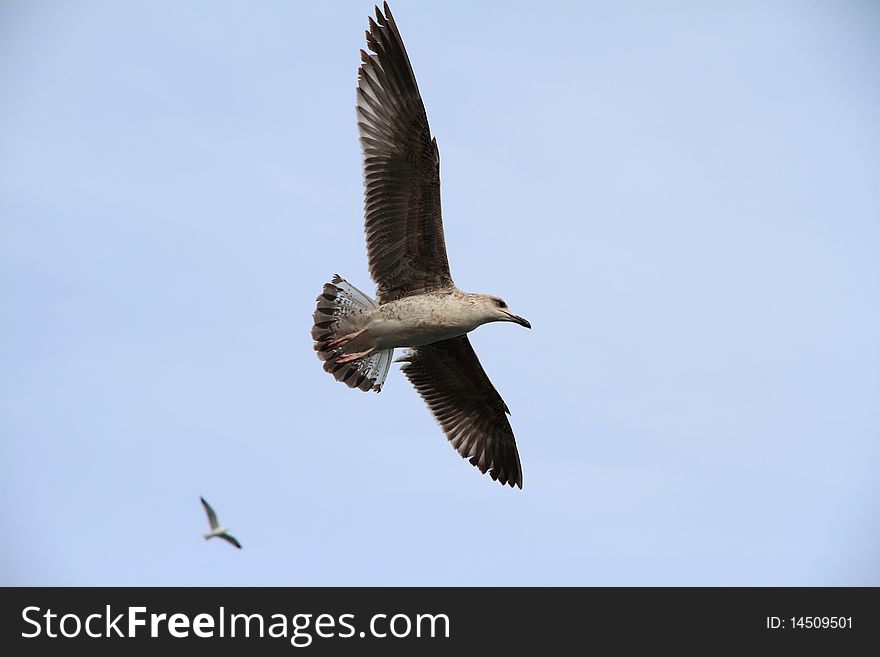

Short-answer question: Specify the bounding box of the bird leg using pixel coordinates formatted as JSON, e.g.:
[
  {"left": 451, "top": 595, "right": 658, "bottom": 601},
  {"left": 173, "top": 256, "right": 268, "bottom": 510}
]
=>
[
  {"left": 326, "top": 327, "right": 367, "bottom": 350},
  {"left": 335, "top": 346, "right": 376, "bottom": 364}
]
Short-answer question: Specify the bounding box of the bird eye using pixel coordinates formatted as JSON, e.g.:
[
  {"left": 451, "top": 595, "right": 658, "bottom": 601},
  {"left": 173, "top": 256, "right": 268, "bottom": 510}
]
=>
[{"left": 496, "top": 299, "right": 507, "bottom": 309}]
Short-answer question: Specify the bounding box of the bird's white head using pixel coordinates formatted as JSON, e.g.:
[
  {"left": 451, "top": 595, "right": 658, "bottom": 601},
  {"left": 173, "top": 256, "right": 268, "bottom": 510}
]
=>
[{"left": 472, "top": 294, "right": 531, "bottom": 329}]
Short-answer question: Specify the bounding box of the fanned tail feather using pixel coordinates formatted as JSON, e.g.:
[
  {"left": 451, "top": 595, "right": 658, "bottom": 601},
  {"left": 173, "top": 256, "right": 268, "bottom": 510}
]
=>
[{"left": 312, "top": 274, "right": 392, "bottom": 392}]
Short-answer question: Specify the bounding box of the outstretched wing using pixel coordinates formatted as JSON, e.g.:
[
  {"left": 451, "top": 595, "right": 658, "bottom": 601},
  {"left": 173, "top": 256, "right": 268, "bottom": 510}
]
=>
[
  {"left": 357, "top": 2, "right": 454, "bottom": 303},
  {"left": 220, "top": 533, "right": 242, "bottom": 549},
  {"left": 200, "top": 496, "right": 219, "bottom": 530},
  {"left": 398, "top": 336, "right": 523, "bottom": 488}
]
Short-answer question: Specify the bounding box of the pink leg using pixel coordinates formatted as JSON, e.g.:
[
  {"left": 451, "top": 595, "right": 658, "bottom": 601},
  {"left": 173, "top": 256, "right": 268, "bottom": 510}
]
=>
[
  {"left": 336, "top": 347, "right": 376, "bottom": 364},
  {"left": 326, "top": 327, "right": 367, "bottom": 350}
]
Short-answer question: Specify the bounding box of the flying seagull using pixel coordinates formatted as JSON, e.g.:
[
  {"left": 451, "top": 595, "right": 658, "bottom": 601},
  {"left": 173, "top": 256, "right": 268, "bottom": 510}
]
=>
[
  {"left": 200, "top": 496, "right": 242, "bottom": 549},
  {"left": 312, "top": 3, "right": 530, "bottom": 488}
]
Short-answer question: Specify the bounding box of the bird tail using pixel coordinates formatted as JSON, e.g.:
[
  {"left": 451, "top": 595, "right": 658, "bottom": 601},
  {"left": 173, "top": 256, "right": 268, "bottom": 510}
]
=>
[{"left": 312, "top": 274, "right": 393, "bottom": 392}]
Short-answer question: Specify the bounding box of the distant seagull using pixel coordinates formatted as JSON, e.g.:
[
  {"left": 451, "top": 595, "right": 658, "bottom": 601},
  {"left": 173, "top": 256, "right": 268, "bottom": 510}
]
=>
[
  {"left": 311, "top": 3, "right": 530, "bottom": 488},
  {"left": 200, "top": 497, "right": 241, "bottom": 549}
]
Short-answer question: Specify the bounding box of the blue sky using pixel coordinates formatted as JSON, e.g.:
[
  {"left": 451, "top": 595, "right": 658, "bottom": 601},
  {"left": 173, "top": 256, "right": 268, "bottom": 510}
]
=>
[{"left": 2, "top": 0, "right": 878, "bottom": 585}]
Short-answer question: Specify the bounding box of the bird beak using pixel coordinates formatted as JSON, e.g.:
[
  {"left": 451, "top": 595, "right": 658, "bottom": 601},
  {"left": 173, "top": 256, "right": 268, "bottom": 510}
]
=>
[{"left": 507, "top": 313, "right": 531, "bottom": 329}]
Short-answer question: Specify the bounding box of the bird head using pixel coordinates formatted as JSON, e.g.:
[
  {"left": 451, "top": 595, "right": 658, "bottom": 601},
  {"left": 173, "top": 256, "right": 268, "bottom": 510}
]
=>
[{"left": 476, "top": 295, "right": 531, "bottom": 329}]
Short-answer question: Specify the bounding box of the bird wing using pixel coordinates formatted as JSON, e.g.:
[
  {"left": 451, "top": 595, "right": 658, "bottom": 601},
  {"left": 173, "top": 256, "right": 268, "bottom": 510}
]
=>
[
  {"left": 200, "top": 496, "right": 219, "bottom": 530},
  {"left": 357, "top": 2, "right": 454, "bottom": 304},
  {"left": 398, "top": 335, "right": 523, "bottom": 488},
  {"left": 220, "top": 533, "right": 242, "bottom": 549}
]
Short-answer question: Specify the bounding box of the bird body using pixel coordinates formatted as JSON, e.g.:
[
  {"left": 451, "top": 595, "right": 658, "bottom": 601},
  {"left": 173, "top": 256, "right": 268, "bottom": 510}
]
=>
[
  {"left": 330, "top": 289, "right": 529, "bottom": 352},
  {"left": 204, "top": 526, "right": 233, "bottom": 541},
  {"left": 312, "top": 3, "right": 530, "bottom": 488},
  {"left": 200, "top": 497, "right": 241, "bottom": 549}
]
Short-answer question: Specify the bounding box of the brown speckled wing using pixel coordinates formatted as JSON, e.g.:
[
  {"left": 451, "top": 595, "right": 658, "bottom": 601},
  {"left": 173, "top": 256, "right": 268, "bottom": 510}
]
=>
[
  {"left": 357, "top": 2, "right": 454, "bottom": 304},
  {"left": 398, "top": 335, "right": 523, "bottom": 488}
]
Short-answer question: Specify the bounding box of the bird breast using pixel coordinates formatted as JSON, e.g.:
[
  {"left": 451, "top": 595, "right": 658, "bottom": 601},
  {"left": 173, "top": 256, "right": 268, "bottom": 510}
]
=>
[{"left": 368, "top": 294, "right": 484, "bottom": 349}]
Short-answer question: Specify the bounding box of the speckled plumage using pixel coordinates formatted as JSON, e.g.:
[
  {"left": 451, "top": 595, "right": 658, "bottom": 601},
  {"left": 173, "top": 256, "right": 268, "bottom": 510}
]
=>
[{"left": 311, "top": 3, "right": 530, "bottom": 488}]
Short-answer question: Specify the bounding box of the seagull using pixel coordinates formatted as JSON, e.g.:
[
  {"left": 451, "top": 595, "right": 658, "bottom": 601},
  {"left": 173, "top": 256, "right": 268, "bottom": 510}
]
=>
[
  {"left": 200, "top": 496, "right": 242, "bottom": 549},
  {"left": 312, "top": 3, "right": 530, "bottom": 488}
]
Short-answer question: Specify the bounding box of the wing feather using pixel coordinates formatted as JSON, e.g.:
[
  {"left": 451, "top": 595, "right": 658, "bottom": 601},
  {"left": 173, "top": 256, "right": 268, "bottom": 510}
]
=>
[
  {"left": 358, "top": 3, "right": 453, "bottom": 303},
  {"left": 221, "top": 534, "right": 242, "bottom": 549},
  {"left": 399, "top": 336, "right": 523, "bottom": 488},
  {"left": 200, "top": 496, "right": 219, "bottom": 530}
]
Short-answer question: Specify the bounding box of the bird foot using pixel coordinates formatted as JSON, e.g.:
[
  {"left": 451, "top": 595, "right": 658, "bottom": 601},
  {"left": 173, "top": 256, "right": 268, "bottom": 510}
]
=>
[
  {"left": 336, "top": 347, "right": 375, "bottom": 364},
  {"left": 326, "top": 327, "right": 367, "bottom": 350}
]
